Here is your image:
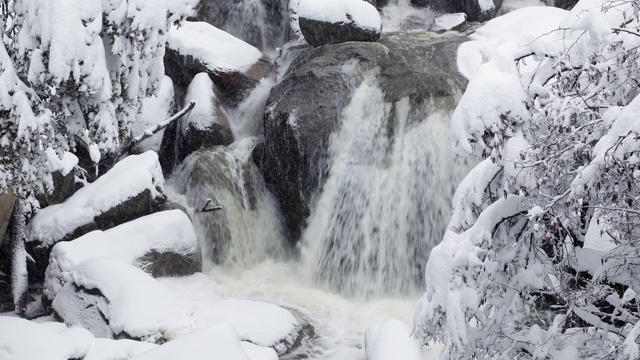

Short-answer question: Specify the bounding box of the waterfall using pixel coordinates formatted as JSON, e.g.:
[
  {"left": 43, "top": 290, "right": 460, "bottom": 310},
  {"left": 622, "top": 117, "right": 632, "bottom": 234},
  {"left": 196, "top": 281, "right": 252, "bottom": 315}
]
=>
[
  {"left": 196, "top": 0, "right": 288, "bottom": 53},
  {"left": 301, "top": 74, "right": 470, "bottom": 297},
  {"left": 168, "top": 138, "right": 286, "bottom": 269}
]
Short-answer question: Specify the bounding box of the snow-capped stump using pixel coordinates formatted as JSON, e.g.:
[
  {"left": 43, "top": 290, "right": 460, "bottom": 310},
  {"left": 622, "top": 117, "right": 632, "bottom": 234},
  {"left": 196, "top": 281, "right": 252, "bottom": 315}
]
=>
[
  {"left": 52, "top": 258, "right": 191, "bottom": 341},
  {"left": 176, "top": 73, "right": 234, "bottom": 164},
  {"left": 44, "top": 210, "right": 201, "bottom": 302},
  {"left": 130, "top": 324, "right": 268, "bottom": 360},
  {"left": 0, "top": 316, "right": 94, "bottom": 360},
  {"left": 298, "top": 0, "right": 382, "bottom": 47},
  {"left": 364, "top": 319, "right": 421, "bottom": 360},
  {"left": 26, "top": 151, "right": 167, "bottom": 280},
  {"left": 165, "top": 21, "right": 273, "bottom": 104}
]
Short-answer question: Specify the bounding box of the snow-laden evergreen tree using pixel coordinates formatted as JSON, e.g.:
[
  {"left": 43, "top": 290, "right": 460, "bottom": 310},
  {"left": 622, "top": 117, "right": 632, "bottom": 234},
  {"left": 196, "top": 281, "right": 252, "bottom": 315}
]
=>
[
  {"left": 414, "top": 0, "right": 640, "bottom": 358},
  {"left": 0, "top": 0, "right": 196, "bottom": 313}
]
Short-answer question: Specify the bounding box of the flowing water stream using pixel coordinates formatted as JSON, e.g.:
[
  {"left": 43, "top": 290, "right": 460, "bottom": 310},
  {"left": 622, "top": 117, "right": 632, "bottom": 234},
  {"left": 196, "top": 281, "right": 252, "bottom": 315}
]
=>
[{"left": 167, "top": 2, "right": 469, "bottom": 358}]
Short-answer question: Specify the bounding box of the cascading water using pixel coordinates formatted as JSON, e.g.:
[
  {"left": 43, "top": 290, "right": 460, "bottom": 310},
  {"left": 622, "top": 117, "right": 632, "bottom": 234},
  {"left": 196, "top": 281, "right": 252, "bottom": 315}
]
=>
[
  {"left": 168, "top": 138, "right": 286, "bottom": 268},
  {"left": 196, "top": 0, "right": 288, "bottom": 53},
  {"left": 301, "top": 73, "right": 470, "bottom": 297}
]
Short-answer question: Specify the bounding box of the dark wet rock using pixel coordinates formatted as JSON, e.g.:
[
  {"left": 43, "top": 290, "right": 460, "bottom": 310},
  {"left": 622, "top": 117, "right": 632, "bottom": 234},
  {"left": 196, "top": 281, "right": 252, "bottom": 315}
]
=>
[
  {"left": 299, "top": 17, "right": 382, "bottom": 48},
  {"left": 260, "top": 31, "right": 468, "bottom": 245}
]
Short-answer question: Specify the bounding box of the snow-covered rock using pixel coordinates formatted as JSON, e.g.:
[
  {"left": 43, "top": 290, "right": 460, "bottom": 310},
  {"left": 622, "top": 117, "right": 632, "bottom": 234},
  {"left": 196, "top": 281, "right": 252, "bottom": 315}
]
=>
[
  {"left": 364, "top": 319, "right": 421, "bottom": 360},
  {"left": 298, "top": 0, "right": 382, "bottom": 47},
  {"left": 165, "top": 21, "right": 273, "bottom": 103},
  {"left": 431, "top": 13, "right": 467, "bottom": 32},
  {"left": 52, "top": 258, "right": 305, "bottom": 353},
  {"left": 26, "top": 151, "right": 167, "bottom": 279},
  {"left": 0, "top": 316, "right": 94, "bottom": 360},
  {"left": 262, "top": 31, "right": 468, "bottom": 245},
  {"left": 44, "top": 210, "right": 201, "bottom": 302},
  {"left": 176, "top": 73, "right": 233, "bottom": 163},
  {"left": 52, "top": 258, "right": 191, "bottom": 341},
  {"left": 130, "top": 324, "right": 279, "bottom": 360}
]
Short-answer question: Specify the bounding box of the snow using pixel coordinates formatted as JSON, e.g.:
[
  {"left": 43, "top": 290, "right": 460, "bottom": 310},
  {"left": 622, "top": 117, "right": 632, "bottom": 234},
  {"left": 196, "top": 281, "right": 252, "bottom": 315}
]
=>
[
  {"left": 364, "top": 319, "right": 421, "bottom": 360},
  {"left": 197, "top": 299, "right": 300, "bottom": 353},
  {"left": 132, "top": 76, "right": 175, "bottom": 153},
  {"left": 44, "top": 210, "right": 199, "bottom": 300},
  {"left": 167, "top": 21, "right": 264, "bottom": 74},
  {"left": 26, "top": 151, "right": 165, "bottom": 247},
  {"left": 84, "top": 338, "right": 157, "bottom": 360},
  {"left": 46, "top": 149, "right": 78, "bottom": 177},
  {"left": 183, "top": 73, "right": 223, "bottom": 131},
  {"left": 0, "top": 316, "right": 93, "bottom": 360},
  {"left": 298, "top": 0, "right": 382, "bottom": 31},
  {"left": 131, "top": 324, "right": 249, "bottom": 360},
  {"left": 52, "top": 257, "right": 191, "bottom": 341},
  {"left": 52, "top": 258, "right": 301, "bottom": 351},
  {"left": 241, "top": 341, "right": 279, "bottom": 360}
]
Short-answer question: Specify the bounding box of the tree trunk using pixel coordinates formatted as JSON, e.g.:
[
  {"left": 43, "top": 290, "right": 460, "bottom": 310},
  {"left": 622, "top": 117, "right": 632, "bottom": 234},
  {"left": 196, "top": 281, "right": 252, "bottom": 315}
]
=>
[{"left": 10, "top": 199, "right": 28, "bottom": 314}]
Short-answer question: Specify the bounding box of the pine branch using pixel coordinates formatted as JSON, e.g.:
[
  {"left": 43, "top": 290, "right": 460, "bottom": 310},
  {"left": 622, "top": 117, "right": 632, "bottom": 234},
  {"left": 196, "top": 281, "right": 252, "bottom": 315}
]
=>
[{"left": 119, "top": 100, "right": 196, "bottom": 156}]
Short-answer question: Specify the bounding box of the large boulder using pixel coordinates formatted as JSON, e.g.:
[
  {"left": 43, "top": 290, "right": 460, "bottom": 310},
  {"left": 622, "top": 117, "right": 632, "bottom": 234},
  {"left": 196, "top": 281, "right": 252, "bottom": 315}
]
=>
[
  {"left": 26, "top": 151, "right": 167, "bottom": 280},
  {"left": 298, "top": 0, "right": 382, "bottom": 47},
  {"left": 165, "top": 21, "right": 273, "bottom": 105},
  {"left": 260, "top": 31, "right": 468, "bottom": 245},
  {"left": 44, "top": 210, "right": 201, "bottom": 302},
  {"left": 52, "top": 258, "right": 190, "bottom": 342},
  {"left": 53, "top": 258, "right": 308, "bottom": 355}
]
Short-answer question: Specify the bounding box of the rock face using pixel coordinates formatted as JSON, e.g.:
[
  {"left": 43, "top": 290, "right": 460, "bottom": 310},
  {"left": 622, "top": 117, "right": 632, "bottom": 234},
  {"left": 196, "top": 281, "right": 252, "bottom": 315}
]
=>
[
  {"left": 44, "top": 210, "right": 201, "bottom": 302},
  {"left": 260, "top": 31, "right": 468, "bottom": 245},
  {"left": 411, "top": 0, "right": 503, "bottom": 22},
  {"left": 298, "top": 0, "right": 382, "bottom": 47},
  {"left": 26, "top": 151, "right": 167, "bottom": 280}
]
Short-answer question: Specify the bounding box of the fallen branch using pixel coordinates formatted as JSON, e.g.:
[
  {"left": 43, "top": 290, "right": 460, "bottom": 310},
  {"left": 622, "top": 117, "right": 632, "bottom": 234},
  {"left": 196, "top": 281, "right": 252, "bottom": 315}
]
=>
[
  {"left": 119, "top": 100, "right": 196, "bottom": 156},
  {"left": 195, "top": 199, "right": 223, "bottom": 213}
]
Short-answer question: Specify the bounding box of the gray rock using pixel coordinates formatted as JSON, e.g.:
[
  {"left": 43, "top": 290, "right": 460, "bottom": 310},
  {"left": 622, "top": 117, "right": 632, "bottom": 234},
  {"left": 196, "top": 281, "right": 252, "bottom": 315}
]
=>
[
  {"left": 260, "top": 31, "right": 468, "bottom": 245},
  {"left": 299, "top": 17, "right": 382, "bottom": 48},
  {"left": 411, "top": 0, "right": 503, "bottom": 22}
]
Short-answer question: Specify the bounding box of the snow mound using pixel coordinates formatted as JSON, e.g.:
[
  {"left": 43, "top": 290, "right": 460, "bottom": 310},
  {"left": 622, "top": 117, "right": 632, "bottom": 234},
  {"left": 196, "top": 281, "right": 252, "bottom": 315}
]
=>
[
  {"left": 364, "top": 319, "right": 421, "bottom": 360},
  {"left": 298, "top": 0, "right": 382, "bottom": 31},
  {"left": 0, "top": 316, "right": 93, "bottom": 360},
  {"left": 52, "top": 257, "right": 191, "bottom": 341},
  {"left": 84, "top": 338, "right": 158, "bottom": 360},
  {"left": 197, "top": 299, "right": 301, "bottom": 354},
  {"left": 167, "top": 21, "right": 264, "bottom": 74},
  {"left": 44, "top": 210, "right": 201, "bottom": 301},
  {"left": 27, "top": 151, "right": 166, "bottom": 247},
  {"left": 131, "top": 324, "right": 249, "bottom": 360}
]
